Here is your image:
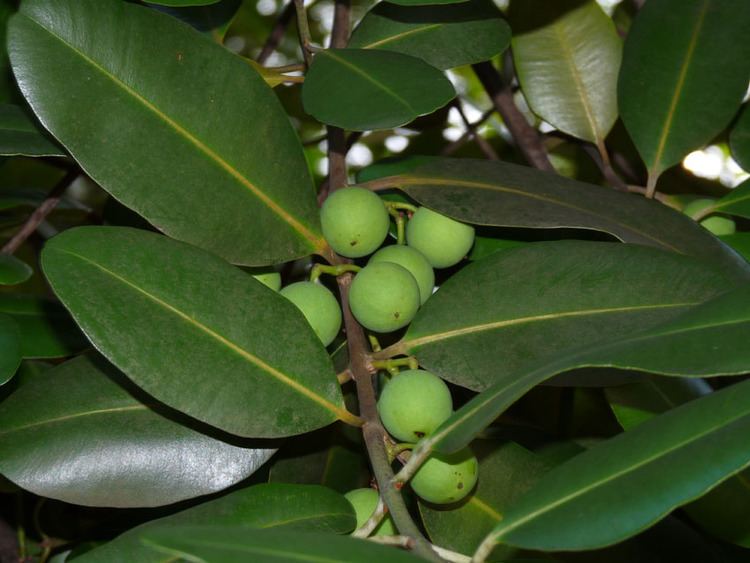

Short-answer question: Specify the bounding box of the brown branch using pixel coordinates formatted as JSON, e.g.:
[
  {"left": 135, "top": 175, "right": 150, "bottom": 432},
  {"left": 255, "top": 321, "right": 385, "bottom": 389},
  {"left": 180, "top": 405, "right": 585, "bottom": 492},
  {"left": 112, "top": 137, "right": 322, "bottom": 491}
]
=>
[
  {"left": 256, "top": 1, "right": 295, "bottom": 65},
  {"left": 441, "top": 108, "right": 495, "bottom": 157},
  {"left": 452, "top": 101, "right": 498, "bottom": 160},
  {"left": 1, "top": 170, "right": 78, "bottom": 255},
  {"left": 318, "top": 132, "right": 363, "bottom": 205},
  {"left": 472, "top": 61, "right": 555, "bottom": 173},
  {"left": 582, "top": 143, "right": 629, "bottom": 191}
]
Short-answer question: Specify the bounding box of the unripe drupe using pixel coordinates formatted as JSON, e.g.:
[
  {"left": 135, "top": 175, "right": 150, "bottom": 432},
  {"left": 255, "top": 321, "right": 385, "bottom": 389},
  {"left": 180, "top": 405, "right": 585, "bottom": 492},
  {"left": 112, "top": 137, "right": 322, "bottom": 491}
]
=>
[
  {"left": 280, "top": 281, "right": 341, "bottom": 346},
  {"left": 411, "top": 447, "right": 479, "bottom": 505},
  {"left": 349, "top": 262, "right": 420, "bottom": 333},
  {"left": 369, "top": 245, "right": 435, "bottom": 305},
  {"left": 321, "top": 187, "right": 390, "bottom": 258},
  {"left": 406, "top": 207, "right": 475, "bottom": 269}
]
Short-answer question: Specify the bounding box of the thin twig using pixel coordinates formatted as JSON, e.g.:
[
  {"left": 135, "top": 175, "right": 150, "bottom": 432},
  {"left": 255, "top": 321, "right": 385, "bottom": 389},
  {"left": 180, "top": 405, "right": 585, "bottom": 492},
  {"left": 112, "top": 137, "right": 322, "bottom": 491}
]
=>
[
  {"left": 367, "top": 535, "right": 416, "bottom": 549},
  {"left": 626, "top": 184, "right": 678, "bottom": 209},
  {"left": 1, "top": 170, "right": 78, "bottom": 255},
  {"left": 472, "top": 61, "right": 555, "bottom": 173},
  {"left": 582, "top": 142, "right": 628, "bottom": 191},
  {"left": 256, "top": 1, "right": 295, "bottom": 65},
  {"left": 441, "top": 108, "right": 495, "bottom": 157},
  {"left": 318, "top": 132, "right": 362, "bottom": 205},
  {"left": 351, "top": 494, "right": 387, "bottom": 538},
  {"left": 452, "top": 101, "right": 498, "bottom": 160},
  {"left": 432, "top": 546, "right": 472, "bottom": 563},
  {"left": 292, "top": 0, "right": 314, "bottom": 67}
]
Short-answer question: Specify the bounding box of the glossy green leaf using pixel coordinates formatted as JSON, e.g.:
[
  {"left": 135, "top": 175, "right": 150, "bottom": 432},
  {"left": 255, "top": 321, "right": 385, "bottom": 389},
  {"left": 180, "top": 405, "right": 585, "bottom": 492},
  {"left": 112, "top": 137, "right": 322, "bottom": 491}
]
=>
[
  {"left": 141, "top": 526, "right": 424, "bottom": 562},
  {"left": 0, "top": 104, "right": 65, "bottom": 157},
  {"left": 0, "top": 253, "right": 32, "bottom": 285},
  {"left": 348, "top": 0, "right": 510, "bottom": 70},
  {"left": 0, "top": 294, "right": 88, "bottom": 358},
  {"left": 730, "top": 105, "right": 750, "bottom": 171},
  {"left": 359, "top": 158, "right": 750, "bottom": 278},
  {"left": 380, "top": 241, "right": 733, "bottom": 391},
  {"left": 422, "top": 282, "right": 750, "bottom": 458},
  {"left": 481, "top": 377, "right": 750, "bottom": 552},
  {"left": 149, "top": 0, "right": 242, "bottom": 42},
  {"left": 706, "top": 178, "right": 750, "bottom": 219},
  {"left": 302, "top": 48, "right": 455, "bottom": 131},
  {"left": 145, "top": 0, "right": 221, "bottom": 6},
  {"left": 8, "top": 0, "right": 327, "bottom": 266},
  {"left": 618, "top": 0, "right": 750, "bottom": 181},
  {"left": 0, "top": 314, "right": 20, "bottom": 385},
  {"left": 0, "top": 354, "right": 275, "bottom": 507},
  {"left": 510, "top": 0, "right": 621, "bottom": 144},
  {"left": 41, "top": 227, "right": 355, "bottom": 438},
  {"left": 78, "top": 484, "right": 355, "bottom": 562},
  {"left": 420, "top": 442, "right": 550, "bottom": 560}
]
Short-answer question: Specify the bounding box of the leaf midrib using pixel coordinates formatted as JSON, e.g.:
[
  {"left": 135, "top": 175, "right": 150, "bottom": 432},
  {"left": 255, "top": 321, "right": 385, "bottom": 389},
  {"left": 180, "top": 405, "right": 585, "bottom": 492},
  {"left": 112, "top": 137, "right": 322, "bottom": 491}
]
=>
[
  {"left": 146, "top": 538, "right": 346, "bottom": 563},
  {"left": 0, "top": 404, "right": 147, "bottom": 437},
  {"left": 391, "top": 174, "right": 681, "bottom": 252},
  {"left": 20, "top": 11, "right": 325, "bottom": 252},
  {"left": 50, "top": 247, "right": 350, "bottom": 422},
  {"left": 360, "top": 23, "right": 443, "bottom": 50}
]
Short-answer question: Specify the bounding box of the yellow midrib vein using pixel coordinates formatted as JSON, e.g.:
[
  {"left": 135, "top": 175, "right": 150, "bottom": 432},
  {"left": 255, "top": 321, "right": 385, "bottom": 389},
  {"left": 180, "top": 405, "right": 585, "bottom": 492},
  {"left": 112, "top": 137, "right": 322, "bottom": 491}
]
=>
[
  {"left": 322, "top": 50, "right": 416, "bottom": 114},
  {"left": 493, "top": 402, "right": 750, "bottom": 540},
  {"left": 391, "top": 175, "right": 681, "bottom": 252},
  {"left": 150, "top": 539, "right": 345, "bottom": 563},
  {"left": 0, "top": 405, "right": 147, "bottom": 437},
  {"left": 24, "top": 14, "right": 325, "bottom": 251},
  {"left": 362, "top": 24, "right": 442, "bottom": 50},
  {"left": 405, "top": 302, "right": 695, "bottom": 350},
  {"left": 55, "top": 248, "right": 352, "bottom": 423},
  {"left": 650, "top": 0, "right": 710, "bottom": 175},
  {"left": 468, "top": 496, "right": 503, "bottom": 522}
]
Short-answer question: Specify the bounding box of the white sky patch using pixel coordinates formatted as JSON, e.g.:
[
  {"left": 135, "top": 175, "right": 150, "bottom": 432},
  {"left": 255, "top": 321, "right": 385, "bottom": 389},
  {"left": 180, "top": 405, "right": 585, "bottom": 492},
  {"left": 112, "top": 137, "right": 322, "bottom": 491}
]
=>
[
  {"left": 539, "top": 121, "right": 556, "bottom": 134},
  {"left": 596, "top": 0, "right": 622, "bottom": 16},
  {"left": 447, "top": 106, "right": 464, "bottom": 128},
  {"left": 264, "top": 51, "right": 290, "bottom": 67},
  {"left": 492, "top": 0, "right": 509, "bottom": 11},
  {"left": 445, "top": 70, "right": 468, "bottom": 96},
  {"left": 385, "top": 135, "right": 409, "bottom": 153},
  {"left": 347, "top": 143, "right": 374, "bottom": 167},
  {"left": 311, "top": 2, "right": 335, "bottom": 33},
  {"left": 316, "top": 158, "right": 329, "bottom": 177},
  {"left": 256, "top": 0, "right": 277, "bottom": 16},
  {"left": 443, "top": 126, "right": 464, "bottom": 142},
  {"left": 683, "top": 145, "right": 750, "bottom": 188}
]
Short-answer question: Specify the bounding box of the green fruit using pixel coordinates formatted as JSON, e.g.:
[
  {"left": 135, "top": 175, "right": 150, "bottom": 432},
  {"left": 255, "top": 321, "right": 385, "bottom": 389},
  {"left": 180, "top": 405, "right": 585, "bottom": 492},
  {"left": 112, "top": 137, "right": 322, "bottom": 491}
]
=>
[
  {"left": 406, "top": 207, "right": 475, "bottom": 268},
  {"left": 683, "top": 198, "right": 737, "bottom": 236},
  {"left": 411, "top": 447, "right": 479, "bottom": 505},
  {"left": 377, "top": 369, "right": 452, "bottom": 442},
  {"left": 321, "top": 187, "right": 390, "bottom": 258},
  {"left": 349, "top": 262, "right": 420, "bottom": 333},
  {"left": 245, "top": 267, "right": 282, "bottom": 291},
  {"left": 344, "top": 488, "right": 397, "bottom": 536},
  {"left": 369, "top": 245, "right": 435, "bottom": 305},
  {"left": 280, "top": 281, "right": 341, "bottom": 346}
]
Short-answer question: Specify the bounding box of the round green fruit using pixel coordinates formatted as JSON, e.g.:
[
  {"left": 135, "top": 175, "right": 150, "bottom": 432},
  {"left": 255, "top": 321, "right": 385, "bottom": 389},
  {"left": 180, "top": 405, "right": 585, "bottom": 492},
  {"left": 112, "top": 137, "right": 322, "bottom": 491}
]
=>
[
  {"left": 279, "top": 281, "right": 341, "bottom": 346},
  {"left": 683, "top": 198, "right": 736, "bottom": 236},
  {"left": 377, "top": 369, "right": 452, "bottom": 442},
  {"left": 406, "top": 207, "right": 475, "bottom": 268},
  {"left": 349, "top": 262, "right": 420, "bottom": 333},
  {"left": 321, "top": 187, "right": 390, "bottom": 258},
  {"left": 411, "top": 447, "right": 479, "bottom": 505},
  {"left": 245, "top": 267, "right": 282, "bottom": 291},
  {"left": 344, "top": 488, "right": 397, "bottom": 536},
  {"left": 369, "top": 245, "right": 435, "bottom": 305}
]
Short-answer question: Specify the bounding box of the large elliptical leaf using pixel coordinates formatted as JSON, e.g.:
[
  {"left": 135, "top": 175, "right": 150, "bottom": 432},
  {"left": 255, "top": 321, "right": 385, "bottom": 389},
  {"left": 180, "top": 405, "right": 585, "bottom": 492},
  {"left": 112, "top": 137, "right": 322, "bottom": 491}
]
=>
[
  {"left": 730, "top": 105, "right": 750, "bottom": 171},
  {"left": 146, "top": 0, "right": 221, "bottom": 6},
  {"left": 78, "top": 483, "right": 355, "bottom": 562},
  {"left": 359, "top": 157, "right": 750, "bottom": 278},
  {"left": 479, "top": 377, "right": 750, "bottom": 553},
  {"left": 348, "top": 0, "right": 510, "bottom": 70},
  {"left": 618, "top": 0, "right": 750, "bottom": 185},
  {"left": 8, "top": 0, "right": 326, "bottom": 266},
  {"left": 421, "top": 282, "right": 750, "bottom": 458},
  {"left": 0, "top": 253, "right": 32, "bottom": 285},
  {"left": 41, "top": 227, "right": 355, "bottom": 438},
  {"left": 510, "top": 0, "right": 621, "bottom": 145},
  {"left": 0, "top": 104, "right": 65, "bottom": 156},
  {"left": 0, "top": 354, "right": 275, "bottom": 507},
  {"left": 0, "top": 314, "right": 20, "bottom": 385},
  {"left": 302, "top": 48, "right": 455, "bottom": 131},
  {"left": 705, "top": 178, "right": 750, "bottom": 219},
  {"left": 141, "top": 526, "right": 424, "bottom": 562},
  {"left": 379, "top": 241, "right": 734, "bottom": 391}
]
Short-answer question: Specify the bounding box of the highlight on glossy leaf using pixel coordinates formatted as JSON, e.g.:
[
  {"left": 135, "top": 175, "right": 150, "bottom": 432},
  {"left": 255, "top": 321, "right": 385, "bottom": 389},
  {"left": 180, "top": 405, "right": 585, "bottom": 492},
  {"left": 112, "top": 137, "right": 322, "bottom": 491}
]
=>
[
  {"left": 8, "top": 0, "right": 327, "bottom": 265},
  {"left": 0, "top": 103, "right": 65, "bottom": 157},
  {"left": 302, "top": 48, "right": 455, "bottom": 131},
  {"left": 41, "top": 226, "right": 357, "bottom": 438}
]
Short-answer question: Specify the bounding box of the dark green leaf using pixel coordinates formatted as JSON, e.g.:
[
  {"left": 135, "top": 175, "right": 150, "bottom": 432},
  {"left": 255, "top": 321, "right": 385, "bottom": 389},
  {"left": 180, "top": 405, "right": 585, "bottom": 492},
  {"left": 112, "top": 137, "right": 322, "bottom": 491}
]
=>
[
  {"left": 719, "top": 232, "right": 750, "bottom": 262},
  {"left": 424, "top": 282, "right": 750, "bottom": 457},
  {"left": 0, "top": 253, "right": 32, "bottom": 285},
  {"left": 420, "top": 441, "right": 550, "bottom": 560},
  {"left": 146, "top": 0, "right": 220, "bottom": 5},
  {"left": 0, "top": 354, "right": 275, "bottom": 507},
  {"left": 302, "top": 48, "right": 455, "bottom": 131},
  {"left": 8, "top": 0, "right": 327, "bottom": 265},
  {"left": 77, "top": 484, "right": 355, "bottom": 562},
  {"left": 510, "top": 0, "right": 621, "bottom": 144},
  {"left": 0, "top": 1, "right": 16, "bottom": 103},
  {"left": 730, "top": 104, "right": 750, "bottom": 171},
  {"left": 149, "top": 0, "right": 242, "bottom": 41},
  {"left": 0, "top": 104, "right": 65, "bottom": 157},
  {"left": 0, "top": 314, "right": 20, "bottom": 385},
  {"left": 41, "top": 227, "right": 356, "bottom": 438},
  {"left": 348, "top": 0, "right": 510, "bottom": 70},
  {"left": 0, "top": 294, "right": 88, "bottom": 358},
  {"left": 381, "top": 241, "right": 734, "bottom": 391},
  {"left": 483, "top": 377, "right": 750, "bottom": 551},
  {"left": 707, "top": 178, "right": 750, "bottom": 219},
  {"left": 618, "top": 0, "right": 750, "bottom": 181},
  {"left": 140, "top": 526, "right": 424, "bottom": 562},
  {"left": 359, "top": 157, "right": 750, "bottom": 278}
]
